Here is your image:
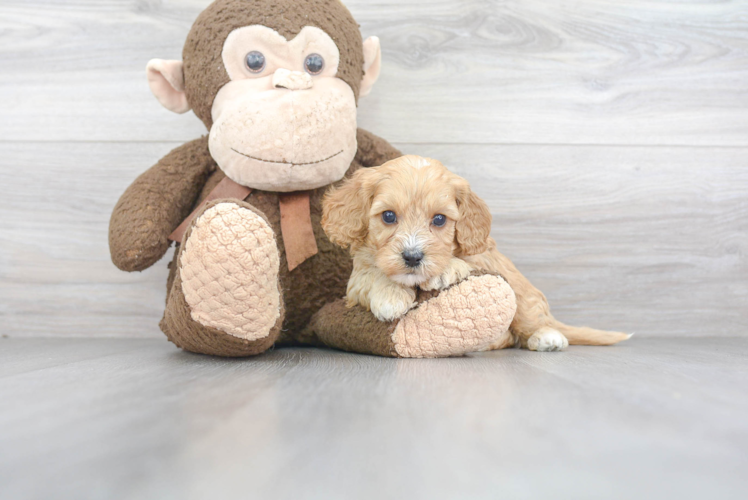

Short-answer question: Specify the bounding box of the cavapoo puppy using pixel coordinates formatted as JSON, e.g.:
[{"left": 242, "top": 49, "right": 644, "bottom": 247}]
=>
[{"left": 322, "top": 155, "right": 629, "bottom": 351}]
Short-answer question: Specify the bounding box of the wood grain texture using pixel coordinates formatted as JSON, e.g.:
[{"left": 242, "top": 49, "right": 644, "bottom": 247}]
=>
[
  {"left": 1, "top": 338, "right": 747, "bottom": 499},
  {"left": 1, "top": 141, "right": 745, "bottom": 338},
  {"left": 0, "top": 0, "right": 746, "bottom": 144},
  {"left": 0, "top": 0, "right": 746, "bottom": 339}
]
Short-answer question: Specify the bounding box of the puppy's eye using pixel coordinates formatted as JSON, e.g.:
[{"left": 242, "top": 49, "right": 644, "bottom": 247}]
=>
[
  {"left": 432, "top": 214, "right": 447, "bottom": 227},
  {"left": 245, "top": 51, "right": 266, "bottom": 73},
  {"left": 382, "top": 211, "right": 397, "bottom": 224},
  {"left": 304, "top": 53, "right": 325, "bottom": 75}
]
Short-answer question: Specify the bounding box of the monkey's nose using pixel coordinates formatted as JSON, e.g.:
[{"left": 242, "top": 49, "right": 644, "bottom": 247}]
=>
[
  {"left": 402, "top": 250, "right": 424, "bottom": 268},
  {"left": 272, "top": 69, "right": 313, "bottom": 91}
]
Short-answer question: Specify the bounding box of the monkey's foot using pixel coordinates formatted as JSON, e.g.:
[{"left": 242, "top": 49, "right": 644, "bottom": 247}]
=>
[
  {"left": 302, "top": 274, "right": 515, "bottom": 359},
  {"left": 161, "top": 200, "right": 285, "bottom": 357},
  {"left": 391, "top": 274, "right": 516, "bottom": 358},
  {"left": 526, "top": 327, "right": 569, "bottom": 352},
  {"left": 161, "top": 201, "right": 285, "bottom": 357},
  {"left": 178, "top": 200, "right": 283, "bottom": 342}
]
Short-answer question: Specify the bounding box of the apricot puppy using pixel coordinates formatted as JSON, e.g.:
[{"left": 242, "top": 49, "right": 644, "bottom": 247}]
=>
[
  {"left": 322, "top": 155, "right": 486, "bottom": 321},
  {"left": 322, "top": 155, "right": 631, "bottom": 352}
]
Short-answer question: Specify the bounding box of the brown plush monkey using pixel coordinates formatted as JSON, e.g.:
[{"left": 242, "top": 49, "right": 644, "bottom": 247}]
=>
[{"left": 110, "top": 0, "right": 520, "bottom": 358}]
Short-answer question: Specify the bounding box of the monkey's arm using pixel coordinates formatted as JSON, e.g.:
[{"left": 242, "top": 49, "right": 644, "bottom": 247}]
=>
[
  {"left": 355, "top": 128, "right": 402, "bottom": 167},
  {"left": 109, "top": 136, "right": 216, "bottom": 272}
]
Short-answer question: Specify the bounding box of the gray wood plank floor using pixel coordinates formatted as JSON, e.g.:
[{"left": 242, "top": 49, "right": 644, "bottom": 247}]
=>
[{"left": 1, "top": 337, "right": 747, "bottom": 500}]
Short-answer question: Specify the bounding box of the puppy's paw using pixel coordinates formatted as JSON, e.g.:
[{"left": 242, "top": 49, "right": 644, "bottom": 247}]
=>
[
  {"left": 527, "top": 327, "right": 569, "bottom": 352},
  {"left": 370, "top": 286, "right": 417, "bottom": 322},
  {"left": 421, "top": 258, "right": 472, "bottom": 291}
]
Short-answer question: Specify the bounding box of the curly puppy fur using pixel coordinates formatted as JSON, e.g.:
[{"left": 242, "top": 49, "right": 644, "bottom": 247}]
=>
[{"left": 322, "top": 155, "right": 631, "bottom": 350}]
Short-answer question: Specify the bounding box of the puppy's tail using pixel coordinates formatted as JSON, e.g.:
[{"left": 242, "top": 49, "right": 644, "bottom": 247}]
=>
[{"left": 551, "top": 320, "right": 631, "bottom": 346}]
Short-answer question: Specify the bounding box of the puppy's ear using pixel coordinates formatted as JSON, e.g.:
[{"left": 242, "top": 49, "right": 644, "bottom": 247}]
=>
[
  {"left": 454, "top": 181, "right": 492, "bottom": 256},
  {"left": 322, "top": 168, "right": 379, "bottom": 249}
]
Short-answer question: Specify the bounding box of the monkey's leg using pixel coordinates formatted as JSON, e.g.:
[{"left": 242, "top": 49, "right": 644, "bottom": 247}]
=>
[
  {"left": 161, "top": 200, "right": 285, "bottom": 357},
  {"left": 302, "top": 273, "right": 516, "bottom": 358}
]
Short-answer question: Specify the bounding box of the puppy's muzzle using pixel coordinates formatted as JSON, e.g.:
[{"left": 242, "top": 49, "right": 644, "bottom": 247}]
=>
[{"left": 402, "top": 249, "right": 424, "bottom": 268}]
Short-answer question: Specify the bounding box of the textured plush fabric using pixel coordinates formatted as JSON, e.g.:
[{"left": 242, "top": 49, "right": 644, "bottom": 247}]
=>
[
  {"left": 146, "top": 59, "right": 190, "bottom": 114},
  {"left": 191, "top": 161, "right": 359, "bottom": 340},
  {"left": 184, "top": 0, "right": 365, "bottom": 129},
  {"left": 169, "top": 177, "right": 252, "bottom": 243},
  {"left": 302, "top": 273, "right": 516, "bottom": 358},
  {"left": 161, "top": 201, "right": 285, "bottom": 357},
  {"left": 180, "top": 201, "right": 282, "bottom": 339},
  {"left": 220, "top": 26, "right": 340, "bottom": 83},
  {"left": 302, "top": 299, "right": 400, "bottom": 357},
  {"left": 392, "top": 274, "right": 516, "bottom": 358},
  {"left": 161, "top": 270, "right": 284, "bottom": 357},
  {"left": 152, "top": 130, "right": 402, "bottom": 352},
  {"left": 109, "top": 136, "right": 216, "bottom": 272},
  {"left": 208, "top": 70, "right": 358, "bottom": 192},
  {"left": 355, "top": 128, "right": 403, "bottom": 169}
]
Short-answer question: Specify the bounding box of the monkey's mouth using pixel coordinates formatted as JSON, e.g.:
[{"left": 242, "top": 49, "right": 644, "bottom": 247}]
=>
[{"left": 231, "top": 148, "right": 344, "bottom": 167}]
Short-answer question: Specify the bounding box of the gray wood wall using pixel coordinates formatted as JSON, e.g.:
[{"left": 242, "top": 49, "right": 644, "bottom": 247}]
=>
[{"left": 1, "top": 0, "right": 746, "bottom": 338}]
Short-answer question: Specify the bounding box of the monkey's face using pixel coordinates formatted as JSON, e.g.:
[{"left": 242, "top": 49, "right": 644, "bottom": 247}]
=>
[
  {"left": 208, "top": 26, "right": 358, "bottom": 192},
  {"left": 146, "top": 0, "right": 381, "bottom": 193}
]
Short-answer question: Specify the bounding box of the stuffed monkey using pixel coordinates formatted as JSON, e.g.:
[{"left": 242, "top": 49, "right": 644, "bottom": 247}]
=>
[{"left": 110, "top": 0, "right": 518, "bottom": 358}]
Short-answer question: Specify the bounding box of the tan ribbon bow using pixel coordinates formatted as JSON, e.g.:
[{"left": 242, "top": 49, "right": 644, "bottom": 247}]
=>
[{"left": 169, "top": 177, "right": 318, "bottom": 271}]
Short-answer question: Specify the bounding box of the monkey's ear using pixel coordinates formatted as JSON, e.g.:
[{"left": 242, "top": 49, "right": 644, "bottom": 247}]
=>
[
  {"left": 360, "top": 37, "right": 382, "bottom": 98},
  {"left": 146, "top": 59, "right": 191, "bottom": 114}
]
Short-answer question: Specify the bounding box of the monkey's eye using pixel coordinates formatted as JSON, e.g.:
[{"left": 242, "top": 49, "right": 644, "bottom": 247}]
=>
[
  {"left": 304, "top": 53, "right": 325, "bottom": 75},
  {"left": 245, "top": 51, "right": 266, "bottom": 73},
  {"left": 382, "top": 211, "right": 397, "bottom": 225},
  {"left": 432, "top": 214, "right": 447, "bottom": 227}
]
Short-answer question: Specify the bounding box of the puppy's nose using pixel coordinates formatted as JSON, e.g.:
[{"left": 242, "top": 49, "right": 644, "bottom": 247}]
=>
[{"left": 402, "top": 250, "right": 424, "bottom": 268}]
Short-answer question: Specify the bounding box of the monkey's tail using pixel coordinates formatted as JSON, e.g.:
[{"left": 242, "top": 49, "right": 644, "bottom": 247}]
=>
[{"left": 551, "top": 320, "right": 632, "bottom": 346}]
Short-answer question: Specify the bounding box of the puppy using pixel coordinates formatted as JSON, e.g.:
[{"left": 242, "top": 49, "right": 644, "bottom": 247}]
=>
[{"left": 322, "top": 155, "right": 630, "bottom": 351}]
